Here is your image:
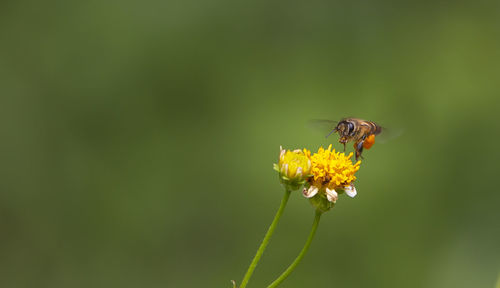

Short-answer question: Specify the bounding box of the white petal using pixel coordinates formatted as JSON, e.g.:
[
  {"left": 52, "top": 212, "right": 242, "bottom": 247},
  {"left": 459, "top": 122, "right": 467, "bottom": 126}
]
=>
[
  {"left": 295, "top": 167, "right": 303, "bottom": 177},
  {"left": 345, "top": 185, "right": 357, "bottom": 198},
  {"left": 279, "top": 146, "right": 286, "bottom": 160},
  {"left": 281, "top": 163, "right": 288, "bottom": 175},
  {"left": 303, "top": 186, "right": 318, "bottom": 198},
  {"left": 326, "top": 187, "right": 338, "bottom": 202}
]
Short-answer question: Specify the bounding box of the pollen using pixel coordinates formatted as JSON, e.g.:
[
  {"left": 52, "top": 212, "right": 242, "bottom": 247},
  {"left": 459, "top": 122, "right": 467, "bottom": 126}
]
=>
[
  {"left": 363, "top": 134, "right": 376, "bottom": 149},
  {"left": 309, "top": 144, "right": 360, "bottom": 190}
]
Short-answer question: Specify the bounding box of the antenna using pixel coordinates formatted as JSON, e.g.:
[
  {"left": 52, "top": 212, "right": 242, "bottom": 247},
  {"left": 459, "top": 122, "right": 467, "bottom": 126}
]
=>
[{"left": 325, "top": 128, "right": 336, "bottom": 138}]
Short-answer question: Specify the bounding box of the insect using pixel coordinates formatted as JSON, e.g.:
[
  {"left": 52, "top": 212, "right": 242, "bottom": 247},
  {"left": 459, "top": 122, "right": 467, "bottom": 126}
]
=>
[{"left": 326, "top": 118, "right": 383, "bottom": 161}]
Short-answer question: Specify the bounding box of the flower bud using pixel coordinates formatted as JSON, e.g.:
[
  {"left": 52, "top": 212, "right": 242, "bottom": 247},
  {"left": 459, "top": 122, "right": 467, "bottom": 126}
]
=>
[{"left": 273, "top": 146, "right": 311, "bottom": 191}]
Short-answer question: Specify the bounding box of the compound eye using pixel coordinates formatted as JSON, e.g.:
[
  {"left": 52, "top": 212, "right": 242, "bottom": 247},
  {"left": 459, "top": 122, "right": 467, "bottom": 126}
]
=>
[{"left": 347, "top": 122, "right": 354, "bottom": 135}]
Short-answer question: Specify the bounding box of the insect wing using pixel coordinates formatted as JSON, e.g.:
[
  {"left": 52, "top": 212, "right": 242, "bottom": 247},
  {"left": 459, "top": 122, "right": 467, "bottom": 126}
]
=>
[
  {"left": 307, "top": 119, "right": 338, "bottom": 138},
  {"left": 373, "top": 126, "right": 403, "bottom": 143}
]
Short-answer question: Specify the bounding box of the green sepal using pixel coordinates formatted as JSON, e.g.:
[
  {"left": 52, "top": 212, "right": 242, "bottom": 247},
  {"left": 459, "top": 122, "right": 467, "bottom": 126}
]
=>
[
  {"left": 279, "top": 174, "right": 306, "bottom": 191},
  {"left": 309, "top": 193, "right": 334, "bottom": 213},
  {"left": 273, "top": 163, "right": 280, "bottom": 172}
]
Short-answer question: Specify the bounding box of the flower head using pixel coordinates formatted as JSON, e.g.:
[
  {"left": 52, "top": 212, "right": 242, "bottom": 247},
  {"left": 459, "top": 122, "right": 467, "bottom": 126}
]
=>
[
  {"left": 273, "top": 146, "right": 311, "bottom": 191},
  {"left": 303, "top": 144, "right": 361, "bottom": 212}
]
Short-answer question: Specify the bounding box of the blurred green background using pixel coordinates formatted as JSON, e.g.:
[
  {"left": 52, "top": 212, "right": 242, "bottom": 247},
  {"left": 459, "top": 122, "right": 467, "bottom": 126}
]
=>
[{"left": 1, "top": 0, "right": 499, "bottom": 287}]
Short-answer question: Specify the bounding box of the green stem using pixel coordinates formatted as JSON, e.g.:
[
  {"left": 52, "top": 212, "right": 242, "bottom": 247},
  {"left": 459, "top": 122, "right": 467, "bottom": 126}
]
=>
[
  {"left": 239, "top": 189, "right": 292, "bottom": 288},
  {"left": 266, "top": 210, "right": 322, "bottom": 288}
]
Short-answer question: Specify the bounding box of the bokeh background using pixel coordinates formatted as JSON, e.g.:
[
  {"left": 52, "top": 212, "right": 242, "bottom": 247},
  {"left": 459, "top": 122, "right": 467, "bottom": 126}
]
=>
[{"left": 1, "top": 0, "right": 500, "bottom": 287}]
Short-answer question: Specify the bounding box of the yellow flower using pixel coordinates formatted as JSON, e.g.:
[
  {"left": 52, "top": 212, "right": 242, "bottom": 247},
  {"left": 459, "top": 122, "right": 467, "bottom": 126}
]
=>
[
  {"left": 303, "top": 144, "right": 361, "bottom": 211},
  {"left": 273, "top": 146, "right": 311, "bottom": 191},
  {"left": 278, "top": 146, "right": 311, "bottom": 178}
]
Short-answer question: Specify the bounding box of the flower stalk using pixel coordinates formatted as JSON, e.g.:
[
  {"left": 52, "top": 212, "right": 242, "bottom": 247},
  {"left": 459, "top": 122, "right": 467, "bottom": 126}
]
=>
[
  {"left": 266, "top": 209, "right": 323, "bottom": 288},
  {"left": 239, "top": 189, "right": 292, "bottom": 288}
]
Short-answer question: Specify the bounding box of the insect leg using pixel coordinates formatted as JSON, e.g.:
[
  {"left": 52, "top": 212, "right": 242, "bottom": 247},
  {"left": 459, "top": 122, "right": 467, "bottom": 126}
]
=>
[{"left": 355, "top": 140, "right": 364, "bottom": 161}]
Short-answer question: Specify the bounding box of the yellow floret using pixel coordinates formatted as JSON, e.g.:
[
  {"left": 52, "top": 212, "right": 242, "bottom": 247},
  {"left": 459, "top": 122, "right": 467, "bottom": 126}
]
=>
[{"left": 309, "top": 144, "right": 360, "bottom": 190}]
